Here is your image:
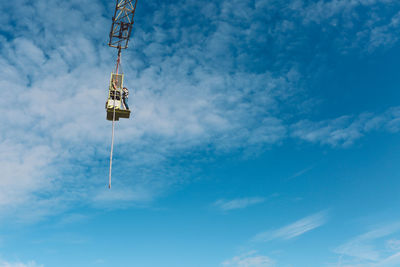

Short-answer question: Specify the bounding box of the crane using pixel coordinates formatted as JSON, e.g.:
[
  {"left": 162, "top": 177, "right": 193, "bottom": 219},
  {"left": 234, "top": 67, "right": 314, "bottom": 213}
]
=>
[{"left": 106, "top": 0, "right": 139, "bottom": 189}]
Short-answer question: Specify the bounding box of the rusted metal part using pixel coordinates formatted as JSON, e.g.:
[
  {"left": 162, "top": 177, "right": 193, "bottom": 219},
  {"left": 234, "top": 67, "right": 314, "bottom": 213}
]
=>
[{"left": 108, "top": 0, "right": 138, "bottom": 49}]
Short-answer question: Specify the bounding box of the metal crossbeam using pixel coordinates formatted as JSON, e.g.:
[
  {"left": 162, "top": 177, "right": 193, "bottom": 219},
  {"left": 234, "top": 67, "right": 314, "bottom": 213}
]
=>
[{"left": 108, "top": 0, "right": 138, "bottom": 49}]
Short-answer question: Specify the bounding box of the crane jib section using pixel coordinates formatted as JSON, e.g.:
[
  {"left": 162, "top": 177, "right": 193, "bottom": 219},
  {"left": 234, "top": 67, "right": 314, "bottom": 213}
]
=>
[{"left": 108, "top": 0, "right": 138, "bottom": 49}]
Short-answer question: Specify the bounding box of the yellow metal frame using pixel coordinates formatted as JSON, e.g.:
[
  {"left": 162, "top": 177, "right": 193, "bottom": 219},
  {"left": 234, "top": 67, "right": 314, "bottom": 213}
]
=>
[
  {"left": 106, "top": 73, "right": 124, "bottom": 109},
  {"left": 106, "top": 73, "right": 130, "bottom": 121}
]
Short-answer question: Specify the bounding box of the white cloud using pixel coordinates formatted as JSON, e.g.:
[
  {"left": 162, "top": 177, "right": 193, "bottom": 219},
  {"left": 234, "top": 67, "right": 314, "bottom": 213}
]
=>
[
  {"left": 285, "top": 0, "right": 400, "bottom": 53},
  {"left": 54, "top": 213, "right": 89, "bottom": 226},
  {"left": 377, "top": 252, "right": 400, "bottom": 267},
  {"left": 0, "top": 260, "right": 43, "bottom": 267},
  {"left": 1, "top": 0, "right": 400, "bottom": 224},
  {"left": 291, "top": 108, "right": 400, "bottom": 147},
  {"left": 92, "top": 186, "right": 155, "bottom": 205},
  {"left": 386, "top": 239, "right": 400, "bottom": 251},
  {"left": 299, "top": 0, "right": 395, "bottom": 24},
  {"left": 0, "top": 0, "right": 297, "bottom": 222},
  {"left": 253, "top": 211, "right": 328, "bottom": 242},
  {"left": 288, "top": 165, "right": 315, "bottom": 179},
  {"left": 214, "top": 197, "right": 266, "bottom": 211},
  {"left": 291, "top": 115, "right": 364, "bottom": 147},
  {"left": 222, "top": 251, "right": 274, "bottom": 267},
  {"left": 334, "top": 222, "right": 400, "bottom": 266}
]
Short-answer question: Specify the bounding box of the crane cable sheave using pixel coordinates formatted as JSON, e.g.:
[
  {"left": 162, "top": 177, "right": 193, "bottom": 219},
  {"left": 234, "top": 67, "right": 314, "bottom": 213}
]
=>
[{"left": 108, "top": 0, "right": 138, "bottom": 49}]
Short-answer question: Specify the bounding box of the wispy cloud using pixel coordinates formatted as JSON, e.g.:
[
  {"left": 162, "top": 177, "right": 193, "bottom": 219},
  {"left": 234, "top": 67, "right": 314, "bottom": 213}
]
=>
[
  {"left": 377, "top": 251, "right": 400, "bottom": 267},
  {"left": 253, "top": 211, "right": 328, "bottom": 242},
  {"left": 386, "top": 239, "right": 400, "bottom": 251},
  {"left": 296, "top": 0, "right": 400, "bottom": 53},
  {"left": 213, "top": 197, "right": 266, "bottom": 211},
  {"left": 288, "top": 165, "right": 315, "bottom": 180},
  {"left": 334, "top": 222, "right": 400, "bottom": 266},
  {"left": 291, "top": 108, "right": 400, "bottom": 147},
  {"left": 54, "top": 213, "right": 90, "bottom": 227},
  {"left": 0, "top": 260, "right": 43, "bottom": 267},
  {"left": 222, "top": 251, "right": 274, "bottom": 267}
]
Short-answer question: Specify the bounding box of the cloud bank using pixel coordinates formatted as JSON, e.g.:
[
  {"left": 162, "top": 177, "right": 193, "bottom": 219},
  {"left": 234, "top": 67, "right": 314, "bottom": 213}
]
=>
[{"left": 0, "top": 0, "right": 400, "bottom": 222}]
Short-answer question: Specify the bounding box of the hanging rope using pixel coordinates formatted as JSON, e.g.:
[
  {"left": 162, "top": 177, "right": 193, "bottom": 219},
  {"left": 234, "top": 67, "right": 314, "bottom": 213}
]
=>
[{"left": 109, "top": 47, "right": 122, "bottom": 189}]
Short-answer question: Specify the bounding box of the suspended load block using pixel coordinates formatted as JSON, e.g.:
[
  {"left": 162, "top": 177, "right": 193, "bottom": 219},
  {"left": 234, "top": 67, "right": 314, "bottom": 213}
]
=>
[{"left": 106, "top": 73, "right": 130, "bottom": 121}]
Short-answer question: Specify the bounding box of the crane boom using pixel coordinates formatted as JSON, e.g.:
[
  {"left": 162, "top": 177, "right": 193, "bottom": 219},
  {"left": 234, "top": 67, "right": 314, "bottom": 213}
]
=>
[{"left": 109, "top": 0, "right": 139, "bottom": 49}]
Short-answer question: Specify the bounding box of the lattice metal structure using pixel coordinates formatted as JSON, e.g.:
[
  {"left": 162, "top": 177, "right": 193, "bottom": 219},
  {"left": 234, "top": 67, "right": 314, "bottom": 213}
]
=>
[{"left": 108, "top": 0, "right": 138, "bottom": 49}]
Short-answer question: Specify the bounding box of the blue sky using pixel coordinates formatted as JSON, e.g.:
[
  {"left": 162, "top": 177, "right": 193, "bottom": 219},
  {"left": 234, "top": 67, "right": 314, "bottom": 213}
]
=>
[{"left": 1, "top": 0, "right": 400, "bottom": 266}]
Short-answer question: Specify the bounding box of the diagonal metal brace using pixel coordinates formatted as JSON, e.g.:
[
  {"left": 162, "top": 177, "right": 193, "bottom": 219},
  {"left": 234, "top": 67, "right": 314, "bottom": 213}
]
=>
[{"left": 108, "top": 0, "right": 138, "bottom": 49}]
